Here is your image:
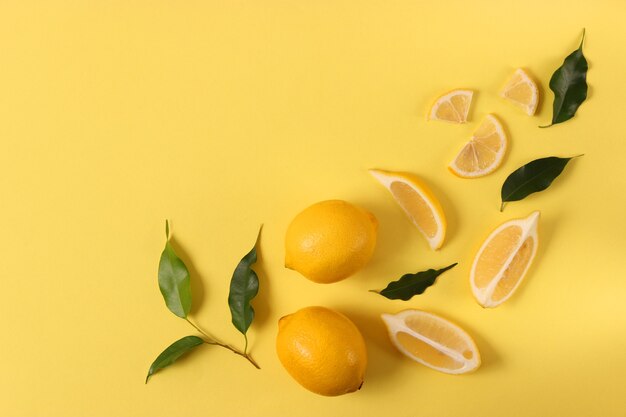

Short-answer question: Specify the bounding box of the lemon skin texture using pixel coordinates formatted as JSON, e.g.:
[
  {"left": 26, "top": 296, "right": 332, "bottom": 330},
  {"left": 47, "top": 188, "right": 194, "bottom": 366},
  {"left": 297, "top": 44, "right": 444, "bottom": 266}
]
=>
[
  {"left": 276, "top": 306, "right": 368, "bottom": 396},
  {"left": 284, "top": 200, "right": 378, "bottom": 283}
]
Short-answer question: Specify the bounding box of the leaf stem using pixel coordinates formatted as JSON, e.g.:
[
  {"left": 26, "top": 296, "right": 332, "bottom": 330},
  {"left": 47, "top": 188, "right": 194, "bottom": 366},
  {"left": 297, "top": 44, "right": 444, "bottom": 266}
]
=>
[
  {"left": 185, "top": 318, "right": 260, "bottom": 369},
  {"left": 500, "top": 201, "right": 506, "bottom": 212},
  {"left": 244, "top": 334, "right": 248, "bottom": 355}
]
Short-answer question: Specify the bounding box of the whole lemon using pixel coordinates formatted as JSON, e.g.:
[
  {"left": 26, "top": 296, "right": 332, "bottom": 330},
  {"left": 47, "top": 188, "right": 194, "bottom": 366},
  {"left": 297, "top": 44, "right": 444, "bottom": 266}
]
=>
[
  {"left": 284, "top": 200, "right": 378, "bottom": 283},
  {"left": 276, "top": 306, "right": 367, "bottom": 396}
]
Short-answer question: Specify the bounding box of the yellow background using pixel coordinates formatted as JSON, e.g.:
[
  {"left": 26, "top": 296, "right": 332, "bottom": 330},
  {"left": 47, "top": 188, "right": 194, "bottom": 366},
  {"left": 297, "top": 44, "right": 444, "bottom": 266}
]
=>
[{"left": 1, "top": 1, "right": 625, "bottom": 416}]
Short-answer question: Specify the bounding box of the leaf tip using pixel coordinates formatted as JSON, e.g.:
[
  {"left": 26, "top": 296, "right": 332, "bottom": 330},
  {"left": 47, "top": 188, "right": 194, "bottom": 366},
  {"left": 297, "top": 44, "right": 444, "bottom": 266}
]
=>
[
  {"left": 580, "top": 28, "right": 586, "bottom": 48},
  {"left": 255, "top": 224, "right": 263, "bottom": 244}
]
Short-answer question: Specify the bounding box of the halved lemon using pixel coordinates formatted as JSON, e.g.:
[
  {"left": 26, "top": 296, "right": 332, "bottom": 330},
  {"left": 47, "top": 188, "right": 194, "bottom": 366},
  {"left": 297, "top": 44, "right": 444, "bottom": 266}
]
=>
[
  {"left": 428, "top": 89, "right": 473, "bottom": 123},
  {"left": 369, "top": 169, "right": 446, "bottom": 250},
  {"left": 382, "top": 310, "right": 481, "bottom": 374},
  {"left": 470, "top": 211, "right": 540, "bottom": 308},
  {"left": 500, "top": 68, "right": 539, "bottom": 116},
  {"left": 449, "top": 114, "right": 507, "bottom": 178}
]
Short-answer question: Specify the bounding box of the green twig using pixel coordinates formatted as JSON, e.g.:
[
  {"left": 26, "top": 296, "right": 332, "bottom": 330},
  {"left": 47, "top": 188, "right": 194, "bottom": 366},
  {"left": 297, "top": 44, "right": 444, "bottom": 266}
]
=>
[{"left": 185, "top": 318, "right": 260, "bottom": 369}]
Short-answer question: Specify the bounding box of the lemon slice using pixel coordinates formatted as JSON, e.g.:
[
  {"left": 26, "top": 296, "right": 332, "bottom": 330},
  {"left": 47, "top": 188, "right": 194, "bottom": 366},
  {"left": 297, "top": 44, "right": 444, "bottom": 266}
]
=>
[
  {"left": 369, "top": 169, "right": 446, "bottom": 250},
  {"left": 470, "top": 211, "right": 540, "bottom": 308},
  {"left": 381, "top": 310, "right": 481, "bottom": 374},
  {"left": 500, "top": 68, "right": 539, "bottom": 116},
  {"left": 449, "top": 114, "right": 508, "bottom": 178},
  {"left": 428, "top": 89, "right": 473, "bottom": 123}
]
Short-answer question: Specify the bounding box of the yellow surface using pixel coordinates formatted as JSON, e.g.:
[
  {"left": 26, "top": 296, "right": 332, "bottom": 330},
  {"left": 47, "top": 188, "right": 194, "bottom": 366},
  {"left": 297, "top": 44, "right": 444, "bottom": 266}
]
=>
[{"left": 1, "top": 1, "right": 625, "bottom": 416}]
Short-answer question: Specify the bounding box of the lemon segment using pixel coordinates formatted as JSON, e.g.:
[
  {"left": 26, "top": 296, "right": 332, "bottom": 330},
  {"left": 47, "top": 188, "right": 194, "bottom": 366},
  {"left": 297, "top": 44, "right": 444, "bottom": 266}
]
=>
[
  {"left": 369, "top": 169, "right": 446, "bottom": 250},
  {"left": 449, "top": 114, "right": 508, "bottom": 178},
  {"left": 382, "top": 310, "right": 481, "bottom": 374},
  {"left": 428, "top": 89, "right": 473, "bottom": 123},
  {"left": 276, "top": 306, "right": 367, "bottom": 396},
  {"left": 500, "top": 68, "right": 539, "bottom": 116},
  {"left": 470, "top": 211, "right": 540, "bottom": 308}
]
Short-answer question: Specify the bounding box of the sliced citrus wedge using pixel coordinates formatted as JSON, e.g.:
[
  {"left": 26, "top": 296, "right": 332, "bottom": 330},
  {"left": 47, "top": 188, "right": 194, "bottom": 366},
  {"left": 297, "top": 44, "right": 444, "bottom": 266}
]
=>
[
  {"left": 470, "top": 211, "right": 540, "bottom": 308},
  {"left": 381, "top": 310, "right": 481, "bottom": 374},
  {"left": 428, "top": 89, "right": 473, "bottom": 123},
  {"left": 500, "top": 68, "right": 539, "bottom": 116},
  {"left": 449, "top": 114, "right": 508, "bottom": 178},
  {"left": 369, "top": 169, "right": 446, "bottom": 250}
]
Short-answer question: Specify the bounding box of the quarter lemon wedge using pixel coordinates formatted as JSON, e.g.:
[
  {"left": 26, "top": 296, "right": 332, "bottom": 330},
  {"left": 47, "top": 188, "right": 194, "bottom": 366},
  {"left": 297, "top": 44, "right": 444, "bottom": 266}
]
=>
[
  {"left": 500, "top": 68, "right": 539, "bottom": 116},
  {"left": 382, "top": 310, "right": 481, "bottom": 374},
  {"left": 428, "top": 89, "right": 473, "bottom": 123},
  {"left": 369, "top": 169, "right": 446, "bottom": 250},
  {"left": 470, "top": 211, "right": 540, "bottom": 308},
  {"left": 449, "top": 114, "right": 507, "bottom": 178}
]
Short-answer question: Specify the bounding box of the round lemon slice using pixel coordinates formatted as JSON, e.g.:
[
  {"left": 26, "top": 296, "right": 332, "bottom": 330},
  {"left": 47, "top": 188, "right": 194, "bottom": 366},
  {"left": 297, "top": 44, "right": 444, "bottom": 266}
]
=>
[
  {"left": 369, "top": 169, "right": 446, "bottom": 250},
  {"left": 382, "top": 309, "right": 481, "bottom": 374},
  {"left": 500, "top": 68, "right": 539, "bottom": 116},
  {"left": 428, "top": 89, "right": 473, "bottom": 123},
  {"left": 449, "top": 114, "right": 508, "bottom": 178},
  {"left": 470, "top": 211, "right": 540, "bottom": 308}
]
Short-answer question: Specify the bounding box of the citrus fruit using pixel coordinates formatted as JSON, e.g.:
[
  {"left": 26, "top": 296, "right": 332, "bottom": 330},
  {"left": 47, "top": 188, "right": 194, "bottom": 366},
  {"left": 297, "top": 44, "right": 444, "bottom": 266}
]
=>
[
  {"left": 428, "top": 89, "right": 473, "bottom": 123},
  {"left": 470, "top": 211, "right": 540, "bottom": 308},
  {"left": 449, "top": 114, "right": 508, "bottom": 178},
  {"left": 500, "top": 68, "right": 539, "bottom": 116},
  {"left": 284, "top": 200, "right": 377, "bottom": 283},
  {"left": 381, "top": 309, "right": 481, "bottom": 374},
  {"left": 276, "top": 306, "right": 367, "bottom": 396},
  {"left": 369, "top": 169, "right": 446, "bottom": 250}
]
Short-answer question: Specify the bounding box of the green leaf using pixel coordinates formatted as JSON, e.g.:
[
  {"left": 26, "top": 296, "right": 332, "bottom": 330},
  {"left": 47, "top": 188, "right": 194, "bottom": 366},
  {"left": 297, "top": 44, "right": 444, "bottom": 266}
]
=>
[
  {"left": 228, "top": 227, "right": 261, "bottom": 336},
  {"left": 542, "top": 29, "right": 588, "bottom": 127},
  {"left": 500, "top": 156, "right": 582, "bottom": 211},
  {"left": 145, "top": 336, "right": 204, "bottom": 383},
  {"left": 158, "top": 220, "right": 192, "bottom": 318},
  {"left": 371, "top": 263, "right": 457, "bottom": 301}
]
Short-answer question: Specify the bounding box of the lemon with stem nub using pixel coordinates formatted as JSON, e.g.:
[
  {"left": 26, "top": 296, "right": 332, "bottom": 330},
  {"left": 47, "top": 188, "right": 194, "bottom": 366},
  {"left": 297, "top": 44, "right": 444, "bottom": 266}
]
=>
[
  {"left": 276, "top": 306, "right": 368, "bottom": 396},
  {"left": 285, "top": 200, "right": 378, "bottom": 283}
]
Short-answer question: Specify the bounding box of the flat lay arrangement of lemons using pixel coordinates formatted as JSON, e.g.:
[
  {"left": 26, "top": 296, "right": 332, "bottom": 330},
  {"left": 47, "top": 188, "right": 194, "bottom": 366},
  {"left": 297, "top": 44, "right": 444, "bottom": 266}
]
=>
[
  {"left": 147, "top": 31, "right": 586, "bottom": 398},
  {"left": 275, "top": 48, "right": 586, "bottom": 394}
]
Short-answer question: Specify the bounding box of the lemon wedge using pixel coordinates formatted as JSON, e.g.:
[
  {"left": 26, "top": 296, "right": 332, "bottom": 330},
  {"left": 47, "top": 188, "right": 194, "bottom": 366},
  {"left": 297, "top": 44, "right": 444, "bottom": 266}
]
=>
[
  {"left": 449, "top": 114, "right": 508, "bottom": 178},
  {"left": 369, "top": 169, "right": 446, "bottom": 250},
  {"left": 500, "top": 68, "right": 539, "bottom": 116},
  {"left": 428, "top": 89, "right": 473, "bottom": 123},
  {"left": 470, "top": 211, "right": 540, "bottom": 308},
  {"left": 382, "top": 309, "right": 481, "bottom": 374}
]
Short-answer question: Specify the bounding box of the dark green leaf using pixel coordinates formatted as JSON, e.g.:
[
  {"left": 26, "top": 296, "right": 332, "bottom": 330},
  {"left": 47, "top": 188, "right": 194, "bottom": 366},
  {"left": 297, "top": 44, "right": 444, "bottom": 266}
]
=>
[
  {"left": 500, "top": 156, "right": 582, "bottom": 211},
  {"left": 145, "top": 335, "right": 204, "bottom": 383},
  {"left": 158, "top": 220, "right": 192, "bottom": 318},
  {"left": 371, "top": 263, "right": 457, "bottom": 301},
  {"left": 542, "top": 29, "right": 588, "bottom": 127},
  {"left": 228, "top": 227, "right": 261, "bottom": 336}
]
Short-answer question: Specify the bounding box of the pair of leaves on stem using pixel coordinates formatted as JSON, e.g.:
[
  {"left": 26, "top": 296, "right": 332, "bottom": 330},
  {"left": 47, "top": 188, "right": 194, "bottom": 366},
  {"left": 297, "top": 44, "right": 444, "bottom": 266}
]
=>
[
  {"left": 543, "top": 30, "right": 588, "bottom": 127},
  {"left": 500, "top": 155, "right": 582, "bottom": 211},
  {"left": 146, "top": 222, "right": 261, "bottom": 383}
]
